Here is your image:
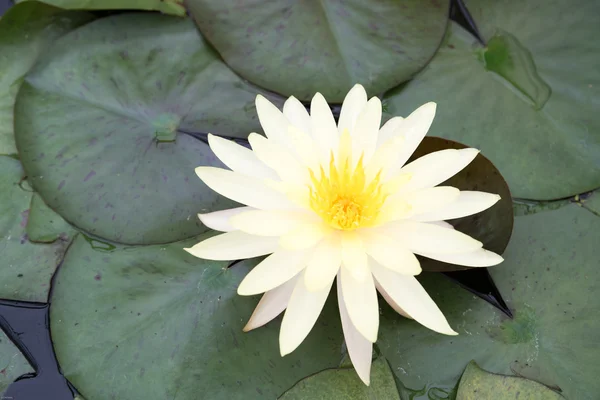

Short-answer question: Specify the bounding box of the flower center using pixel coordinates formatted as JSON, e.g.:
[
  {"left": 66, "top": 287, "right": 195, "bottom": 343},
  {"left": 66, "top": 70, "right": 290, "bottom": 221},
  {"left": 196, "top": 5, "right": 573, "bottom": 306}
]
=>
[{"left": 308, "top": 151, "right": 388, "bottom": 231}]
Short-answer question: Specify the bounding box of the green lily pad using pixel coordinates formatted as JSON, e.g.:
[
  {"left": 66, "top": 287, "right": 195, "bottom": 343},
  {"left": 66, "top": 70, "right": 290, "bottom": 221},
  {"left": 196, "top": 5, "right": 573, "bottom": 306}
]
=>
[
  {"left": 16, "top": 0, "right": 186, "bottom": 16},
  {"left": 279, "top": 357, "right": 400, "bottom": 400},
  {"left": 50, "top": 234, "right": 343, "bottom": 400},
  {"left": 0, "top": 2, "right": 93, "bottom": 156},
  {"left": 187, "top": 0, "right": 450, "bottom": 102},
  {"left": 0, "top": 156, "right": 72, "bottom": 302},
  {"left": 14, "top": 13, "right": 283, "bottom": 245},
  {"left": 456, "top": 361, "right": 563, "bottom": 399},
  {"left": 411, "top": 137, "right": 513, "bottom": 272},
  {"left": 581, "top": 190, "right": 600, "bottom": 217},
  {"left": 385, "top": 8, "right": 600, "bottom": 200},
  {"left": 0, "top": 330, "right": 33, "bottom": 396},
  {"left": 26, "top": 192, "right": 76, "bottom": 243},
  {"left": 377, "top": 204, "right": 600, "bottom": 400}
]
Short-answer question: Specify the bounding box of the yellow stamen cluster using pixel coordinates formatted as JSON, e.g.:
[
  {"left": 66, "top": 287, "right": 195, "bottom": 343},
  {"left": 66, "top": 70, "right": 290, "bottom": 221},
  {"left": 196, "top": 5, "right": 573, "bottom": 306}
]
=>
[{"left": 309, "top": 146, "right": 388, "bottom": 231}]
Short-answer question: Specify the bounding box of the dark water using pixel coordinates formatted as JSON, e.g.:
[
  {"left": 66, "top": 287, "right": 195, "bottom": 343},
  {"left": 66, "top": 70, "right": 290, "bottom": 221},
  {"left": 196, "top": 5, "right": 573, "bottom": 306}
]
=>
[{"left": 0, "top": 1, "right": 509, "bottom": 399}]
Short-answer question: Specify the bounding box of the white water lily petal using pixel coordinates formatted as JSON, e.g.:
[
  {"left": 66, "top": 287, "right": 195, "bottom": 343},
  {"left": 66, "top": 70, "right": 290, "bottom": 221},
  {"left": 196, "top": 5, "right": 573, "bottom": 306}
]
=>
[
  {"left": 374, "top": 278, "right": 412, "bottom": 319},
  {"left": 207, "top": 134, "right": 278, "bottom": 180},
  {"left": 311, "top": 92, "right": 339, "bottom": 170},
  {"left": 376, "top": 116, "right": 404, "bottom": 147},
  {"left": 280, "top": 272, "right": 333, "bottom": 356},
  {"left": 184, "top": 231, "right": 279, "bottom": 261},
  {"left": 365, "top": 134, "right": 405, "bottom": 182},
  {"left": 230, "top": 209, "right": 312, "bottom": 236},
  {"left": 371, "top": 260, "right": 457, "bottom": 335},
  {"left": 341, "top": 232, "right": 369, "bottom": 281},
  {"left": 304, "top": 235, "right": 342, "bottom": 292},
  {"left": 237, "top": 249, "right": 309, "bottom": 295},
  {"left": 243, "top": 276, "right": 298, "bottom": 332},
  {"left": 427, "top": 220, "right": 454, "bottom": 229},
  {"left": 417, "top": 248, "right": 504, "bottom": 267},
  {"left": 248, "top": 133, "right": 307, "bottom": 183},
  {"left": 256, "top": 95, "right": 291, "bottom": 147},
  {"left": 279, "top": 223, "right": 329, "bottom": 250},
  {"left": 340, "top": 266, "right": 379, "bottom": 343},
  {"left": 283, "top": 96, "right": 311, "bottom": 136},
  {"left": 195, "top": 167, "right": 297, "bottom": 210},
  {"left": 387, "top": 102, "right": 437, "bottom": 174},
  {"left": 410, "top": 191, "right": 502, "bottom": 222},
  {"left": 338, "top": 84, "right": 368, "bottom": 136},
  {"left": 395, "top": 148, "right": 480, "bottom": 193},
  {"left": 362, "top": 231, "right": 421, "bottom": 275},
  {"left": 381, "top": 221, "right": 482, "bottom": 254},
  {"left": 288, "top": 126, "right": 320, "bottom": 172},
  {"left": 397, "top": 186, "right": 461, "bottom": 216},
  {"left": 337, "top": 276, "right": 373, "bottom": 385},
  {"left": 198, "top": 207, "right": 252, "bottom": 232},
  {"left": 351, "top": 97, "right": 382, "bottom": 166}
]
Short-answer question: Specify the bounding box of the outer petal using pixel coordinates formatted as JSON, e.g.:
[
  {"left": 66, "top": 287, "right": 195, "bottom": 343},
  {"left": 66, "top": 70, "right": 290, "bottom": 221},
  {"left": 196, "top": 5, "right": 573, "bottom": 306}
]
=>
[
  {"left": 337, "top": 276, "right": 373, "bottom": 385},
  {"left": 311, "top": 92, "right": 339, "bottom": 170},
  {"left": 207, "top": 134, "right": 278, "bottom": 180},
  {"left": 195, "top": 167, "right": 297, "bottom": 210},
  {"left": 184, "top": 231, "right": 279, "bottom": 261},
  {"left": 338, "top": 84, "right": 368, "bottom": 136},
  {"left": 256, "top": 95, "right": 291, "bottom": 147},
  {"left": 379, "top": 220, "right": 482, "bottom": 254},
  {"left": 341, "top": 232, "right": 369, "bottom": 281},
  {"left": 230, "top": 209, "right": 314, "bottom": 236},
  {"left": 279, "top": 223, "right": 329, "bottom": 250},
  {"left": 198, "top": 207, "right": 252, "bottom": 232},
  {"left": 243, "top": 275, "right": 298, "bottom": 332},
  {"left": 365, "top": 134, "right": 405, "bottom": 182},
  {"left": 384, "top": 102, "right": 437, "bottom": 176},
  {"left": 370, "top": 260, "right": 457, "bottom": 335},
  {"left": 376, "top": 116, "right": 404, "bottom": 147},
  {"left": 374, "top": 278, "right": 412, "bottom": 319},
  {"left": 394, "top": 148, "right": 480, "bottom": 193},
  {"left": 288, "top": 126, "right": 320, "bottom": 172},
  {"left": 248, "top": 133, "right": 307, "bottom": 183},
  {"left": 397, "top": 186, "right": 461, "bottom": 216},
  {"left": 280, "top": 271, "right": 333, "bottom": 356},
  {"left": 283, "top": 96, "right": 311, "bottom": 135},
  {"left": 304, "top": 234, "right": 342, "bottom": 292},
  {"left": 237, "top": 249, "right": 309, "bottom": 295},
  {"left": 410, "top": 191, "right": 501, "bottom": 222},
  {"left": 361, "top": 230, "right": 421, "bottom": 275},
  {"left": 340, "top": 266, "right": 379, "bottom": 343},
  {"left": 417, "top": 248, "right": 504, "bottom": 267},
  {"left": 351, "top": 97, "right": 382, "bottom": 166}
]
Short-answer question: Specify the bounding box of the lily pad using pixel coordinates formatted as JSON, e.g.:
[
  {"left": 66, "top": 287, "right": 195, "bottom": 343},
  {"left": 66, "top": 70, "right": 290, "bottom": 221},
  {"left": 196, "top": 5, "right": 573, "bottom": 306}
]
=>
[
  {"left": 14, "top": 13, "right": 283, "bottom": 245},
  {"left": 0, "top": 2, "right": 93, "bottom": 155},
  {"left": 581, "top": 190, "right": 600, "bottom": 217},
  {"left": 16, "top": 0, "right": 186, "bottom": 16},
  {"left": 0, "top": 156, "right": 72, "bottom": 302},
  {"left": 385, "top": 8, "right": 600, "bottom": 200},
  {"left": 456, "top": 361, "right": 563, "bottom": 399},
  {"left": 377, "top": 204, "right": 600, "bottom": 400},
  {"left": 187, "top": 0, "right": 450, "bottom": 102},
  {"left": 411, "top": 137, "right": 513, "bottom": 272},
  {"left": 0, "top": 330, "right": 33, "bottom": 396},
  {"left": 50, "top": 234, "right": 343, "bottom": 400},
  {"left": 279, "top": 357, "right": 400, "bottom": 400},
  {"left": 26, "top": 192, "right": 76, "bottom": 243}
]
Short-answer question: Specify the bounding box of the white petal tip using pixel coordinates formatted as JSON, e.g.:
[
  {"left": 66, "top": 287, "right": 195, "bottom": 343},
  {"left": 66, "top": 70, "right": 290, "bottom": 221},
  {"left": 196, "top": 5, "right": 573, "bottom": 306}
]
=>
[
  {"left": 237, "top": 284, "right": 260, "bottom": 297},
  {"left": 279, "top": 343, "right": 295, "bottom": 357}
]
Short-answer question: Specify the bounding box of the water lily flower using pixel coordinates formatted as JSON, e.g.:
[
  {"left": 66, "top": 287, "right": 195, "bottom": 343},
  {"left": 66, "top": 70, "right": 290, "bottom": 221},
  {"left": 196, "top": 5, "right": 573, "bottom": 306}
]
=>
[{"left": 185, "top": 84, "right": 503, "bottom": 385}]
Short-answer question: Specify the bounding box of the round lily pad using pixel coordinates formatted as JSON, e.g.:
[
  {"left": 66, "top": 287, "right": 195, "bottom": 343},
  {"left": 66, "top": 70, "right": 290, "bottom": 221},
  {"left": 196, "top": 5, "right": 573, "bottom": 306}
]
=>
[
  {"left": 0, "top": 2, "right": 93, "bottom": 155},
  {"left": 187, "top": 0, "right": 450, "bottom": 102},
  {"left": 411, "top": 137, "right": 513, "bottom": 272},
  {"left": 14, "top": 13, "right": 283, "bottom": 245},
  {"left": 50, "top": 234, "right": 343, "bottom": 400},
  {"left": 377, "top": 204, "right": 600, "bottom": 400},
  {"left": 16, "top": 0, "right": 186, "bottom": 16},
  {"left": 385, "top": 6, "right": 600, "bottom": 200},
  {"left": 0, "top": 156, "right": 72, "bottom": 302},
  {"left": 0, "top": 329, "right": 33, "bottom": 396}
]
